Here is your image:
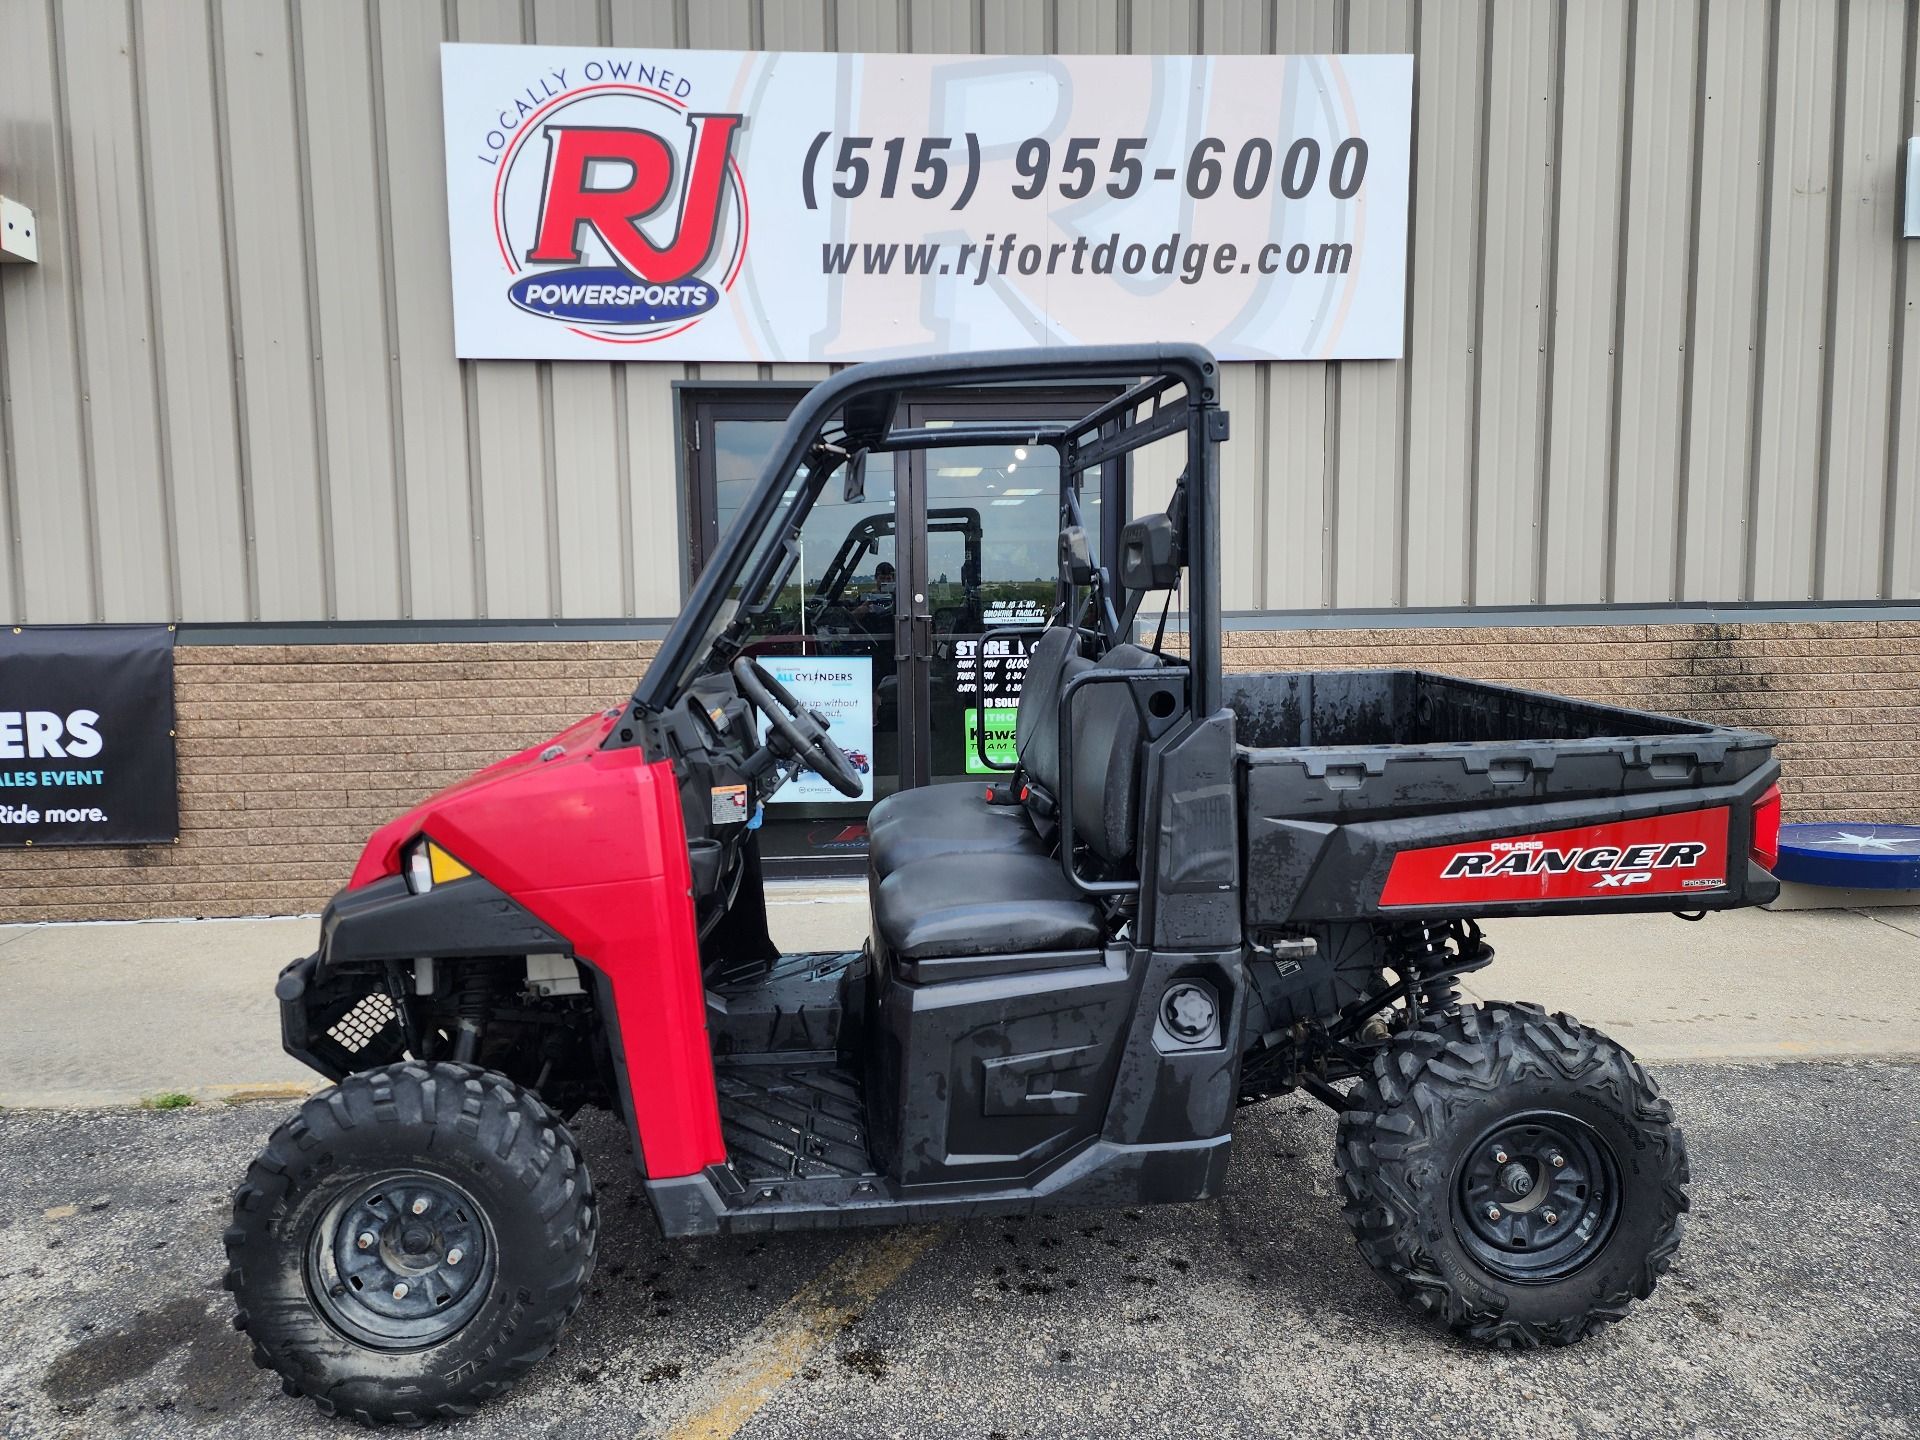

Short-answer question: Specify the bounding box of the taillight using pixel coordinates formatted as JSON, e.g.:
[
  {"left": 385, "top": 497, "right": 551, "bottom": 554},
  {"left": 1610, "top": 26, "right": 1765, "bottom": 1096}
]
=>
[{"left": 1750, "top": 784, "right": 1782, "bottom": 871}]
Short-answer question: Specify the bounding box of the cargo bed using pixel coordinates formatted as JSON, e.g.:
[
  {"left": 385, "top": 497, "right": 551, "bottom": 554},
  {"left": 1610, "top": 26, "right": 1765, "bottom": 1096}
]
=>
[{"left": 1226, "top": 670, "right": 1780, "bottom": 925}]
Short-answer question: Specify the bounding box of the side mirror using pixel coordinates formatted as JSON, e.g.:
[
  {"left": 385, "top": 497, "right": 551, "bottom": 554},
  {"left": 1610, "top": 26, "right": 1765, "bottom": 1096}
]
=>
[
  {"left": 843, "top": 449, "right": 868, "bottom": 503},
  {"left": 1058, "top": 525, "right": 1096, "bottom": 586},
  {"left": 1118, "top": 514, "right": 1180, "bottom": 591}
]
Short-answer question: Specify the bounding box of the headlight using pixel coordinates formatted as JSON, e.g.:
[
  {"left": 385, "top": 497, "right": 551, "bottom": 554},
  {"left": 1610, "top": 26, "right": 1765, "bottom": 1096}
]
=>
[{"left": 402, "top": 836, "right": 472, "bottom": 894}]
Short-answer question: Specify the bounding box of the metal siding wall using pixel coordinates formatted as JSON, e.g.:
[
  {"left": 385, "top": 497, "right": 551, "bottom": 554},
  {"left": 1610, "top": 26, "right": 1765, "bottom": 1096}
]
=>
[
  {"left": 1751, "top": 0, "right": 1840, "bottom": 602},
  {"left": 1470, "top": 0, "right": 1555, "bottom": 606},
  {"left": 59, "top": 0, "right": 171, "bottom": 621},
  {"left": 377, "top": 0, "right": 478, "bottom": 619},
  {"left": 1611, "top": 0, "right": 1700, "bottom": 604},
  {"left": 1540, "top": 0, "right": 1629, "bottom": 605},
  {"left": 1681, "top": 0, "right": 1770, "bottom": 602},
  {"left": 1895, "top": 2, "right": 1920, "bottom": 599},
  {"left": 217, "top": 0, "right": 330, "bottom": 620},
  {"left": 136, "top": 0, "right": 250, "bottom": 621},
  {"left": 0, "top": 0, "right": 95, "bottom": 622},
  {"left": 1402, "top": 0, "right": 1483, "bottom": 606},
  {"left": 1821, "top": 0, "right": 1908, "bottom": 598},
  {"left": 0, "top": 273, "right": 11, "bottom": 622},
  {"left": 299, "top": 0, "right": 404, "bottom": 620},
  {"left": 1, "top": 0, "right": 1917, "bottom": 624}
]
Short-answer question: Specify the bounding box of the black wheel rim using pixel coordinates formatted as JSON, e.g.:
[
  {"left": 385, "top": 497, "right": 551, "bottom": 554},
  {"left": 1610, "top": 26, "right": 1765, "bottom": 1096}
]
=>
[
  {"left": 1452, "top": 1110, "right": 1621, "bottom": 1283},
  {"left": 306, "top": 1170, "right": 497, "bottom": 1350}
]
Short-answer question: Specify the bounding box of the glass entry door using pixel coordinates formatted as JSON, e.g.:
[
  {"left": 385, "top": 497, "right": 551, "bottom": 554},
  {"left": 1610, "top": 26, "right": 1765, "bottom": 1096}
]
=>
[
  {"left": 683, "top": 388, "right": 1113, "bottom": 874},
  {"left": 905, "top": 400, "right": 1081, "bottom": 794}
]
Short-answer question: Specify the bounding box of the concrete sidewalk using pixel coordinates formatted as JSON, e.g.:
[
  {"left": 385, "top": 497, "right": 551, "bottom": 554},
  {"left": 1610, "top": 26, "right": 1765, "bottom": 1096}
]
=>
[{"left": 2, "top": 887, "right": 1917, "bottom": 1108}]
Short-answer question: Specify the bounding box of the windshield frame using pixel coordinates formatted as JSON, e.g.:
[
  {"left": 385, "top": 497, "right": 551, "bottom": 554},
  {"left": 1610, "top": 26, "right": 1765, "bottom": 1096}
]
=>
[{"left": 622, "top": 344, "right": 1220, "bottom": 728}]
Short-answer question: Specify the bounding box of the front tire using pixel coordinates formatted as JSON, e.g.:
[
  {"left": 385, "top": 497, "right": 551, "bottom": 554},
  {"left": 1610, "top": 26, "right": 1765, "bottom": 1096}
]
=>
[
  {"left": 1336, "top": 1002, "right": 1688, "bottom": 1347},
  {"left": 224, "top": 1062, "right": 596, "bottom": 1425}
]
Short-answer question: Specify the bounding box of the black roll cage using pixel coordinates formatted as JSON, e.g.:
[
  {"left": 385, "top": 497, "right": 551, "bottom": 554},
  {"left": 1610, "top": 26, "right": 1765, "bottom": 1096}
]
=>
[{"left": 620, "top": 344, "right": 1225, "bottom": 733}]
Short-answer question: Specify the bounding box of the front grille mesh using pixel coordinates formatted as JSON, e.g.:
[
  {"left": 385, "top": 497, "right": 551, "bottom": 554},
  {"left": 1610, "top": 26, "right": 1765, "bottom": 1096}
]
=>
[{"left": 326, "top": 991, "right": 397, "bottom": 1053}]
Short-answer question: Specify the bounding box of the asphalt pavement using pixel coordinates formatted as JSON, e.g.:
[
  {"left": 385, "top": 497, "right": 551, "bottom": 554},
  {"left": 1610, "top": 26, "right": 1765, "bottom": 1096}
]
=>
[{"left": 1, "top": 1060, "right": 1915, "bottom": 1440}]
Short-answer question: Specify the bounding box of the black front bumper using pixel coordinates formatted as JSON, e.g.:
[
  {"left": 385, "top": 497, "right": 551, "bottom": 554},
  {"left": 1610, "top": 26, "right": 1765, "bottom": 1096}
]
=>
[{"left": 275, "top": 874, "right": 574, "bottom": 1081}]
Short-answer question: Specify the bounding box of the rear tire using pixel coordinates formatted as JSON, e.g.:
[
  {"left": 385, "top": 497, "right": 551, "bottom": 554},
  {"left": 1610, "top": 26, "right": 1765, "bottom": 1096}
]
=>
[
  {"left": 1335, "top": 1002, "right": 1687, "bottom": 1347},
  {"left": 224, "top": 1062, "right": 596, "bottom": 1425}
]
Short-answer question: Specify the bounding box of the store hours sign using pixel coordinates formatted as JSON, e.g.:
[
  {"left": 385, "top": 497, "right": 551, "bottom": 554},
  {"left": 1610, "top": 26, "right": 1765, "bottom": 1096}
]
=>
[
  {"left": 0, "top": 627, "right": 178, "bottom": 846},
  {"left": 441, "top": 44, "right": 1413, "bottom": 362}
]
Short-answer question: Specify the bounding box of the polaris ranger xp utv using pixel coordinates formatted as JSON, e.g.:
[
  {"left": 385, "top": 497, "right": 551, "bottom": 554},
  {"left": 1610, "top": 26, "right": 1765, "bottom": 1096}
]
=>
[{"left": 226, "top": 346, "right": 1783, "bottom": 1424}]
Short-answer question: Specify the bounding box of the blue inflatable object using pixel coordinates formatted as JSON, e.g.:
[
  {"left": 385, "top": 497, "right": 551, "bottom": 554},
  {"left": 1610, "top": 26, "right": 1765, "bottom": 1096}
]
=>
[{"left": 1774, "top": 823, "right": 1920, "bottom": 889}]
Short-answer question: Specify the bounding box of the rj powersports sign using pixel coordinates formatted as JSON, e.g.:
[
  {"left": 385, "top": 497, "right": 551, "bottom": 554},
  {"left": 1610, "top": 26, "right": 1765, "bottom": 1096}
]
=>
[
  {"left": 0, "top": 626, "right": 177, "bottom": 846},
  {"left": 440, "top": 45, "right": 1413, "bottom": 362}
]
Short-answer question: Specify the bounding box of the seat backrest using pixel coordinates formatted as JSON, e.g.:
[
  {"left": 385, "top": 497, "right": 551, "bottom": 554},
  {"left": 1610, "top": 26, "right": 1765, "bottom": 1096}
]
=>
[
  {"left": 1066, "top": 643, "right": 1164, "bottom": 864},
  {"left": 1011, "top": 625, "right": 1086, "bottom": 798}
]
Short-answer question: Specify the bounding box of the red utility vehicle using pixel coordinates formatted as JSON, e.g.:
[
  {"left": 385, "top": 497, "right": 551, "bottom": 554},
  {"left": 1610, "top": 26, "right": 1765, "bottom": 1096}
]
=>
[{"left": 225, "top": 347, "right": 1781, "bottom": 1424}]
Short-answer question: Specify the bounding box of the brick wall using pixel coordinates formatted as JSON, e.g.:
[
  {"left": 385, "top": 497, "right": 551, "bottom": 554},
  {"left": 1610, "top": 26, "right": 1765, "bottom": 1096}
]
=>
[{"left": 0, "top": 620, "right": 1911, "bottom": 922}]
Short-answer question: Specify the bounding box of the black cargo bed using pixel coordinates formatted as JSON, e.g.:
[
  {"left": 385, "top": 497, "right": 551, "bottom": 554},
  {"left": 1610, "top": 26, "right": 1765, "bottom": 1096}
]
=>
[{"left": 1225, "top": 670, "right": 1779, "bottom": 925}]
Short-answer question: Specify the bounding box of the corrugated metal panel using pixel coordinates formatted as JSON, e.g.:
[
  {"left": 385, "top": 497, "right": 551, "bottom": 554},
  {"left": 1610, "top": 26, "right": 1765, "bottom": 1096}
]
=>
[
  {"left": 0, "top": 0, "right": 95, "bottom": 622},
  {"left": 299, "top": 0, "right": 404, "bottom": 619},
  {"left": 764, "top": 0, "right": 830, "bottom": 50},
  {"left": 2, "top": 0, "right": 1917, "bottom": 625},
  {"left": 1540, "top": 0, "right": 1629, "bottom": 605},
  {"left": 1056, "top": 0, "right": 1121, "bottom": 53},
  {"left": 1130, "top": 0, "right": 1196, "bottom": 56},
  {"left": 626, "top": 366, "right": 685, "bottom": 614},
  {"left": 1263, "top": 363, "right": 1329, "bottom": 609},
  {"left": 1611, "top": 0, "right": 1700, "bottom": 603},
  {"left": 1469, "top": 0, "right": 1555, "bottom": 606},
  {"left": 910, "top": 0, "right": 975, "bottom": 53},
  {"left": 1401, "top": 0, "right": 1483, "bottom": 606},
  {"left": 690, "top": 1, "right": 755, "bottom": 51},
  {"left": 376, "top": 0, "right": 476, "bottom": 619},
  {"left": 1680, "top": 0, "right": 1770, "bottom": 602},
  {"left": 135, "top": 0, "right": 249, "bottom": 621},
  {"left": 0, "top": 282, "right": 12, "bottom": 621},
  {"left": 611, "top": 0, "right": 683, "bottom": 47},
  {"left": 835, "top": 0, "right": 901, "bottom": 52},
  {"left": 985, "top": 0, "right": 1047, "bottom": 53},
  {"left": 1819, "top": 0, "right": 1907, "bottom": 599},
  {"left": 1751, "top": 0, "right": 1840, "bottom": 602},
  {"left": 1894, "top": 4, "right": 1920, "bottom": 600},
  {"left": 57, "top": 0, "right": 170, "bottom": 621},
  {"left": 1215, "top": 362, "right": 1263, "bottom": 609},
  {"left": 1333, "top": 0, "right": 1414, "bottom": 609},
  {"left": 216, "top": 0, "right": 329, "bottom": 619}
]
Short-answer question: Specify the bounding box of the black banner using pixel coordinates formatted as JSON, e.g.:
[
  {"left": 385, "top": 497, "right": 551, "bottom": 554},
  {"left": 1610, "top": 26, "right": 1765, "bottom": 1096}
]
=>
[{"left": 0, "top": 625, "right": 177, "bottom": 846}]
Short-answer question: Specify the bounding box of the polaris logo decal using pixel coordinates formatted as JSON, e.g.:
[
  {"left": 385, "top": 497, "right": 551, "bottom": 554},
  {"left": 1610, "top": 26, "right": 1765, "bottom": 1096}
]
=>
[
  {"left": 488, "top": 74, "right": 747, "bottom": 344},
  {"left": 1380, "top": 809, "right": 1731, "bottom": 906}
]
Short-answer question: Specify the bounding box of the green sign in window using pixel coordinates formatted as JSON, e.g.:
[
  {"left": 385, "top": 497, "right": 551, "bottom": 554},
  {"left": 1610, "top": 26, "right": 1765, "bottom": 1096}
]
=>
[{"left": 963, "top": 706, "right": 1020, "bottom": 774}]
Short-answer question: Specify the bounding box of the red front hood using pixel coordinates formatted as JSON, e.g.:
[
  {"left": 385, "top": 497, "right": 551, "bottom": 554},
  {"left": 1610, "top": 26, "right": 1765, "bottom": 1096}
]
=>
[{"left": 348, "top": 709, "right": 622, "bottom": 888}]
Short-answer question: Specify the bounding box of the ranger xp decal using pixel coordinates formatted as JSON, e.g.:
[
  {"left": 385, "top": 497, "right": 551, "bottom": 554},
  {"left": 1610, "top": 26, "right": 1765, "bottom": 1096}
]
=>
[{"left": 1379, "top": 809, "right": 1731, "bottom": 906}]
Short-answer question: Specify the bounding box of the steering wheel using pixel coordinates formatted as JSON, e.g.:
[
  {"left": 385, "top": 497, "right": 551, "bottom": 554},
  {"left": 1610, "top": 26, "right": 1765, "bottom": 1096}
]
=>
[{"left": 730, "top": 657, "right": 866, "bottom": 798}]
